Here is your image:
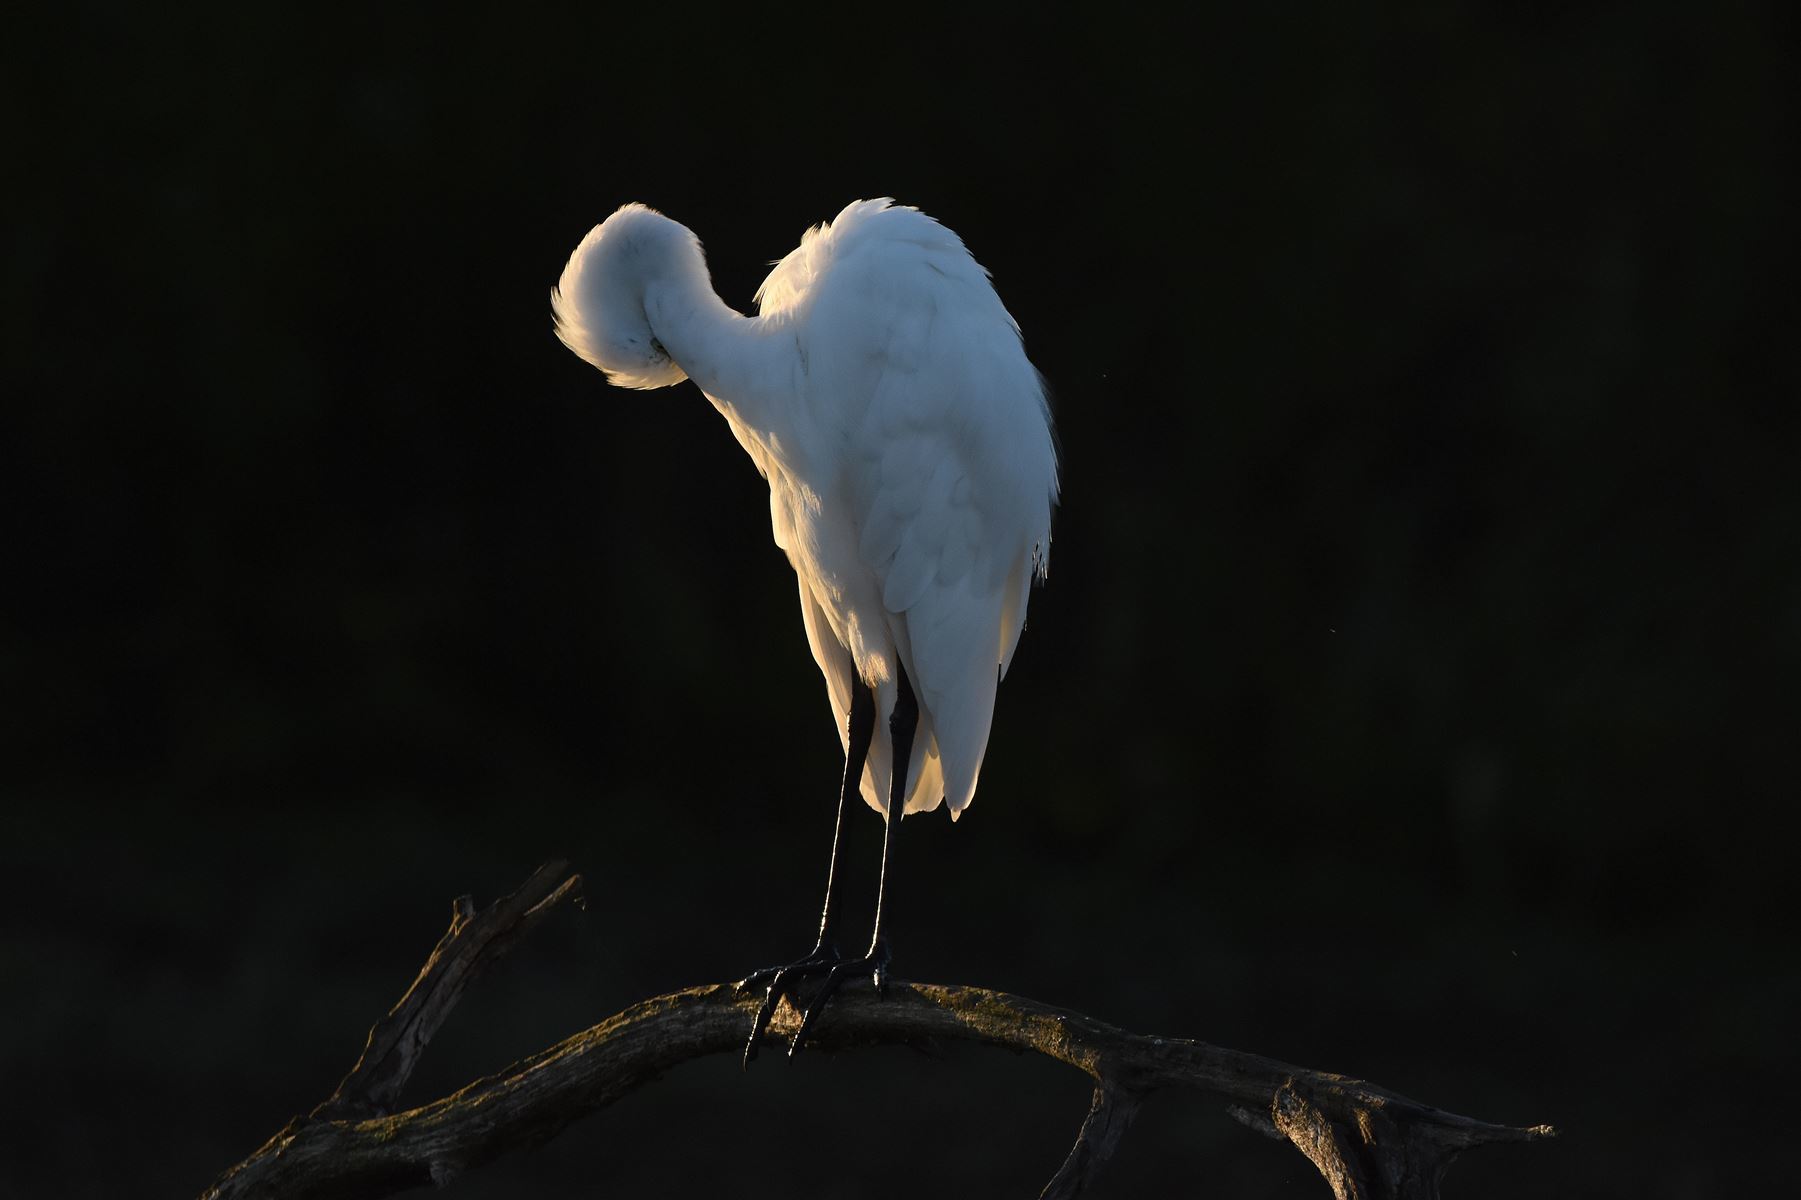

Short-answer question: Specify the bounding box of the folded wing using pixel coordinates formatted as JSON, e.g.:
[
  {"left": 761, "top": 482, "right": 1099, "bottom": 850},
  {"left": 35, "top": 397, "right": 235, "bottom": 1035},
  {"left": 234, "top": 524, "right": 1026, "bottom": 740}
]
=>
[{"left": 781, "top": 201, "right": 1057, "bottom": 818}]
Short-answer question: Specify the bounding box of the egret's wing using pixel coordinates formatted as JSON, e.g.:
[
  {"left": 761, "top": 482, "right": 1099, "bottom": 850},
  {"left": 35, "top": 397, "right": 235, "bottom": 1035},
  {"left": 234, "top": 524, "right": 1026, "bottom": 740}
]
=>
[{"left": 792, "top": 201, "right": 1058, "bottom": 817}]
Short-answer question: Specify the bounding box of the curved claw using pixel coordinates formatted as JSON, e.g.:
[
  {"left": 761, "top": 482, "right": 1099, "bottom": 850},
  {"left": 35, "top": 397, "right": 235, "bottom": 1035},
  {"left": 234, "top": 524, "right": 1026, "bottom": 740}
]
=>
[
  {"left": 786, "top": 962, "right": 858, "bottom": 1056},
  {"left": 738, "top": 944, "right": 841, "bottom": 1067},
  {"left": 788, "top": 940, "right": 891, "bottom": 1057},
  {"left": 743, "top": 983, "right": 783, "bottom": 1067}
]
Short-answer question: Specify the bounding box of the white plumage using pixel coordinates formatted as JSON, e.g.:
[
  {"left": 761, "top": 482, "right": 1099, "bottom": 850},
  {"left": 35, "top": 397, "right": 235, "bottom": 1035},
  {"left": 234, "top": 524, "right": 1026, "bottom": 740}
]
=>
[{"left": 552, "top": 199, "right": 1057, "bottom": 821}]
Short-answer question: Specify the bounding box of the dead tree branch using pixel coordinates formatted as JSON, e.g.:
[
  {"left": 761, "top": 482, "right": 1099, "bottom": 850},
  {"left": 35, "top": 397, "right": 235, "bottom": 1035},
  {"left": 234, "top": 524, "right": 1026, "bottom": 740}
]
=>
[{"left": 201, "top": 864, "right": 1554, "bottom": 1200}]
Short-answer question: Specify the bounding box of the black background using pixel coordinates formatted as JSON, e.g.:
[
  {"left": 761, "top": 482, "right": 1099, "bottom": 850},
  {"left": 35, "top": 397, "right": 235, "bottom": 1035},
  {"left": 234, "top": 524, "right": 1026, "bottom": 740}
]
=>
[{"left": 7, "top": 3, "right": 1796, "bottom": 1197}]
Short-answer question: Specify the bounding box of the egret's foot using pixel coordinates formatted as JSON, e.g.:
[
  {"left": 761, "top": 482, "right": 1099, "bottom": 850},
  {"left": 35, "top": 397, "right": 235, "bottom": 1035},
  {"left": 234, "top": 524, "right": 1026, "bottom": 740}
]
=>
[
  {"left": 737, "top": 943, "right": 842, "bottom": 1066},
  {"left": 786, "top": 937, "right": 891, "bottom": 1058},
  {"left": 736, "top": 944, "right": 841, "bottom": 996}
]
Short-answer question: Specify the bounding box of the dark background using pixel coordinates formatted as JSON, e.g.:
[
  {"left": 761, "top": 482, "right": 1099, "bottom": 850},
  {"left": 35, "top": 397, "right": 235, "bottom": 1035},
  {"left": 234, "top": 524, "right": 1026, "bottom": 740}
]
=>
[{"left": 6, "top": 3, "right": 1795, "bottom": 1197}]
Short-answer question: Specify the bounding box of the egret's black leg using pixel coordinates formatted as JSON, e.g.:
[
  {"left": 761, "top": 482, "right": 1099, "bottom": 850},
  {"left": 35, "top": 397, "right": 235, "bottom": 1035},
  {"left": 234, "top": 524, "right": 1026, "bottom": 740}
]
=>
[
  {"left": 738, "top": 680, "right": 876, "bottom": 1064},
  {"left": 787, "top": 662, "right": 919, "bottom": 1056}
]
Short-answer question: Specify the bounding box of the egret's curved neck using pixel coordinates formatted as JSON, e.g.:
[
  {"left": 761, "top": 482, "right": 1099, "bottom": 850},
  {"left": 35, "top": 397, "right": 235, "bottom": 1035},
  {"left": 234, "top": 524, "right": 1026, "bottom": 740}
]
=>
[
  {"left": 643, "top": 280, "right": 790, "bottom": 422},
  {"left": 641, "top": 277, "right": 796, "bottom": 459}
]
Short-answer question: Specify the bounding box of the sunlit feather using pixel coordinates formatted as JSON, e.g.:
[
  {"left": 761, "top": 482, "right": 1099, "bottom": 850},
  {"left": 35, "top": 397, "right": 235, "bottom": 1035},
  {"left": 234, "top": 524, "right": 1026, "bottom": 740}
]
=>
[{"left": 553, "top": 199, "right": 1058, "bottom": 819}]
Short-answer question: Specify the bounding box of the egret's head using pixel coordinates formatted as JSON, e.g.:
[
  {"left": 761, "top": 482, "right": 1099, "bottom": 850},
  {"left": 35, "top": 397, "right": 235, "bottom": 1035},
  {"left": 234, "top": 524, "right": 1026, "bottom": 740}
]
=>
[{"left": 551, "top": 203, "right": 708, "bottom": 390}]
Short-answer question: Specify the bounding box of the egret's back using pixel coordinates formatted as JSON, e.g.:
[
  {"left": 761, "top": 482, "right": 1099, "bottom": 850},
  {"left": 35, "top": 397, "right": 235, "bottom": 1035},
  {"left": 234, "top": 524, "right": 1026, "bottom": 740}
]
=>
[{"left": 758, "top": 201, "right": 1058, "bottom": 819}]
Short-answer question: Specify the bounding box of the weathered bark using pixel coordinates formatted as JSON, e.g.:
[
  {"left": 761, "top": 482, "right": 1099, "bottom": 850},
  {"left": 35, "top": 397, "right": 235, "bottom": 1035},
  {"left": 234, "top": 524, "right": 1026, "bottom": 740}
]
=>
[
  {"left": 201, "top": 864, "right": 1554, "bottom": 1200},
  {"left": 317, "top": 860, "right": 581, "bottom": 1121}
]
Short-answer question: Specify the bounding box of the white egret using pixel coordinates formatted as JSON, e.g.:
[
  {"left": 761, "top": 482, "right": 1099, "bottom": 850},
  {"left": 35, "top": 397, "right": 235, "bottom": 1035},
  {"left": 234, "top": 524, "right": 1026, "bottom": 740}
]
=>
[{"left": 551, "top": 199, "right": 1058, "bottom": 1058}]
